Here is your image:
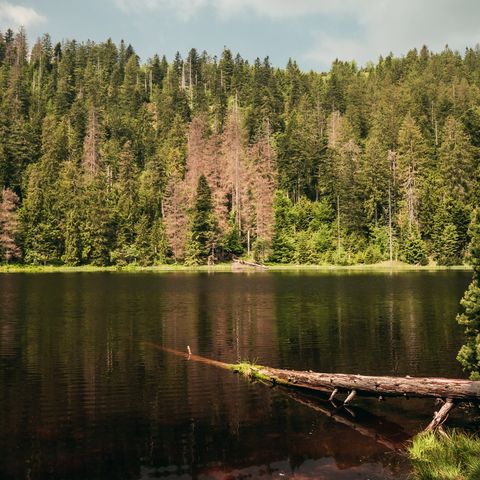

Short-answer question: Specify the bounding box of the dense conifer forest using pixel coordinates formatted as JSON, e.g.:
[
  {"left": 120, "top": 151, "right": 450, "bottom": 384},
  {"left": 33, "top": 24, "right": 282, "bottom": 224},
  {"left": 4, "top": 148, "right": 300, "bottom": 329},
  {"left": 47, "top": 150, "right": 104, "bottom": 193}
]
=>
[{"left": 0, "top": 28, "right": 479, "bottom": 266}]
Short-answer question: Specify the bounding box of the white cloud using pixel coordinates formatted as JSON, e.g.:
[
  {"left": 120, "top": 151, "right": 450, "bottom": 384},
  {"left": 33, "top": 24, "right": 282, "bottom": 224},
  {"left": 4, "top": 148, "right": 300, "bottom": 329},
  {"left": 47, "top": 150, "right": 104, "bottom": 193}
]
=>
[
  {"left": 114, "top": 0, "right": 480, "bottom": 68},
  {"left": 115, "top": 0, "right": 207, "bottom": 19},
  {"left": 114, "top": 0, "right": 368, "bottom": 20},
  {"left": 0, "top": 2, "right": 46, "bottom": 29},
  {"left": 304, "top": 0, "right": 480, "bottom": 68},
  {"left": 303, "top": 32, "right": 366, "bottom": 67}
]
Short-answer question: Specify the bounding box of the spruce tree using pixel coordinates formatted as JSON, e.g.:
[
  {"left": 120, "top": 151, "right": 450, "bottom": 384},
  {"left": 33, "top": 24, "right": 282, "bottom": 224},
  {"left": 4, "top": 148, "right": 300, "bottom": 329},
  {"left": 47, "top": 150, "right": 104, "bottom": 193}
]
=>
[
  {"left": 457, "top": 211, "right": 480, "bottom": 379},
  {"left": 0, "top": 29, "right": 479, "bottom": 267},
  {"left": 436, "top": 223, "right": 461, "bottom": 266},
  {"left": 269, "top": 191, "right": 294, "bottom": 263},
  {"left": 402, "top": 228, "right": 428, "bottom": 265},
  {"left": 149, "top": 218, "right": 168, "bottom": 265},
  {"left": 62, "top": 211, "right": 82, "bottom": 266},
  {"left": 397, "top": 114, "right": 429, "bottom": 231},
  {"left": 189, "top": 175, "right": 217, "bottom": 264},
  {"left": 438, "top": 116, "right": 475, "bottom": 202}
]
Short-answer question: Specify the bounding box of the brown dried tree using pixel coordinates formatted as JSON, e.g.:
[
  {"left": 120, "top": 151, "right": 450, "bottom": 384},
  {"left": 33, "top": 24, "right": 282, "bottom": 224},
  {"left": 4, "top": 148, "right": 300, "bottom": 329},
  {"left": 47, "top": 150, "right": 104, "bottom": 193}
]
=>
[
  {"left": 0, "top": 188, "right": 20, "bottom": 263},
  {"left": 248, "top": 130, "right": 277, "bottom": 243},
  {"left": 82, "top": 107, "right": 101, "bottom": 175},
  {"left": 221, "top": 96, "right": 244, "bottom": 232},
  {"left": 163, "top": 175, "right": 190, "bottom": 260}
]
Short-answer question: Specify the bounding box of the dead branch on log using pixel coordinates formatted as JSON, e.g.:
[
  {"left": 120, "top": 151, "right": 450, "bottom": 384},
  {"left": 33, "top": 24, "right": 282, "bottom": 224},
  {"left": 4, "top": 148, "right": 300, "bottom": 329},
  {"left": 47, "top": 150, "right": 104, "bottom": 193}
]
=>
[
  {"left": 344, "top": 390, "right": 357, "bottom": 405},
  {"left": 424, "top": 399, "right": 455, "bottom": 432}
]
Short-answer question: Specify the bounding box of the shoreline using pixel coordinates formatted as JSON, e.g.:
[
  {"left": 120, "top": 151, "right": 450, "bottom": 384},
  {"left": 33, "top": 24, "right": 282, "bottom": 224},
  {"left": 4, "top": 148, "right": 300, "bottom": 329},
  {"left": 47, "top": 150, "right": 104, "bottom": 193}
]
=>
[{"left": 0, "top": 261, "right": 472, "bottom": 274}]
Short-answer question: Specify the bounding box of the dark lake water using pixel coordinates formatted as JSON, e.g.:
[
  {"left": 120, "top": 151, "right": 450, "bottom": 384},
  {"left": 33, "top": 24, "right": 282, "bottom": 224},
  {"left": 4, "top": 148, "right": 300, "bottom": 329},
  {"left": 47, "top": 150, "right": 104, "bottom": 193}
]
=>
[{"left": 0, "top": 271, "right": 474, "bottom": 479}]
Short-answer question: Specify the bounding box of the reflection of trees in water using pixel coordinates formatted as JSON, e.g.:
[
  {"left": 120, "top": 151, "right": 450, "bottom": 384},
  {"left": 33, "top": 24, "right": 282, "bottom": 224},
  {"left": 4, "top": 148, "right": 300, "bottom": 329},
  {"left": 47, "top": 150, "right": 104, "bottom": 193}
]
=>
[
  {"left": 0, "top": 272, "right": 470, "bottom": 479},
  {"left": 273, "top": 272, "right": 467, "bottom": 378}
]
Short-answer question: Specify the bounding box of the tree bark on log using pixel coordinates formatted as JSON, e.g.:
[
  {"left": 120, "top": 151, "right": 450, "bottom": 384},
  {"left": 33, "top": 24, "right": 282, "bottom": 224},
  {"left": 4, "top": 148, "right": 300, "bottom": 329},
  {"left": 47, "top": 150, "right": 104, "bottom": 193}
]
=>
[
  {"left": 250, "top": 366, "right": 480, "bottom": 401},
  {"left": 145, "top": 344, "right": 479, "bottom": 433},
  {"left": 147, "top": 344, "right": 480, "bottom": 402},
  {"left": 232, "top": 257, "right": 268, "bottom": 269}
]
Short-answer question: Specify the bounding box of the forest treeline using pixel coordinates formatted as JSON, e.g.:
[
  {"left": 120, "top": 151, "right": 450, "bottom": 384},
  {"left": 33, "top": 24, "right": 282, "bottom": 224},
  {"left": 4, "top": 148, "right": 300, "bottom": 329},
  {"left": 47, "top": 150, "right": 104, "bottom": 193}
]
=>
[{"left": 0, "top": 28, "right": 479, "bottom": 266}]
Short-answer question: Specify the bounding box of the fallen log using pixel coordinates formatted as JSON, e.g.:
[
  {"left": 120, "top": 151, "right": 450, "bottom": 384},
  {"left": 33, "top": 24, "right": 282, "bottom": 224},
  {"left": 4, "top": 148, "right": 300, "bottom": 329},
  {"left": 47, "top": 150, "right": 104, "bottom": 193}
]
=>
[
  {"left": 142, "top": 343, "right": 480, "bottom": 433},
  {"left": 234, "top": 364, "right": 480, "bottom": 402},
  {"left": 232, "top": 257, "right": 268, "bottom": 269}
]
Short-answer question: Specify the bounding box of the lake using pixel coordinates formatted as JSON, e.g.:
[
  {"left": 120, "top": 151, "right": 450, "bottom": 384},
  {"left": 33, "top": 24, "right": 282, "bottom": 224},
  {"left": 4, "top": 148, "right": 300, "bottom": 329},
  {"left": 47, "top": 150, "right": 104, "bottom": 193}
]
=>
[{"left": 0, "top": 271, "right": 473, "bottom": 479}]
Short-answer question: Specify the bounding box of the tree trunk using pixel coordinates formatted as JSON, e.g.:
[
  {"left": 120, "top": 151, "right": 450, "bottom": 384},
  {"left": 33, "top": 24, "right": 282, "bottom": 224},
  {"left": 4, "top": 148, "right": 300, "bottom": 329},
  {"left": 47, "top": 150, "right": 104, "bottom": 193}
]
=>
[{"left": 248, "top": 366, "right": 480, "bottom": 401}]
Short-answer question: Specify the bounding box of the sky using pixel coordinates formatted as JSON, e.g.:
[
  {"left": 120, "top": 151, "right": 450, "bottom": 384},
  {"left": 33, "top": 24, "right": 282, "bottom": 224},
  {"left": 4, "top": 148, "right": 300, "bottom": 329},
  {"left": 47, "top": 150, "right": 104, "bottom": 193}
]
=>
[{"left": 1, "top": 0, "right": 480, "bottom": 71}]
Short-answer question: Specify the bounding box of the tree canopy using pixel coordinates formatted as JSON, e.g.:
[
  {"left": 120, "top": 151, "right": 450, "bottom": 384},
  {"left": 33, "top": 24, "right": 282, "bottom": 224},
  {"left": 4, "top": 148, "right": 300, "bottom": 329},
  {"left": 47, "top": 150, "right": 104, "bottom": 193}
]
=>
[{"left": 0, "top": 29, "right": 478, "bottom": 265}]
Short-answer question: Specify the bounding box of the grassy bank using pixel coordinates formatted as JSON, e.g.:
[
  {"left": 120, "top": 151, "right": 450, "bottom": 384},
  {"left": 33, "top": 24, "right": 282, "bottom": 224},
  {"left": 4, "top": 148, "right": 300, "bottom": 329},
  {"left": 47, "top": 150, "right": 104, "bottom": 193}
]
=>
[
  {"left": 408, "top": 430, "right": 480, "bottom": 480},
  {"left": 0, "top": 260, "right": 472, "bottom": 274}
]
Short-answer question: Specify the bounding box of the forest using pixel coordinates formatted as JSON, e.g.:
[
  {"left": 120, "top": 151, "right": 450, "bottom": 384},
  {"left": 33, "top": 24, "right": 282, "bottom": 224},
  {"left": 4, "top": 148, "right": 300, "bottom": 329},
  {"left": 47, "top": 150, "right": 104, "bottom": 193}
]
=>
[{"left": 0, "top": 28, "right": 479, "bottom": 266}]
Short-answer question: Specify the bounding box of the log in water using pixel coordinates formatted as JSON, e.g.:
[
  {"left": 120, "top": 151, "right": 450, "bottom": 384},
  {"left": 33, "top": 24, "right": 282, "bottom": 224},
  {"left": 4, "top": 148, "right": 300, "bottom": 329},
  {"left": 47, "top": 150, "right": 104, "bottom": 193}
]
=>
[
  {"left": 245, "top": 365, "right": 480, "bottom": 401},
  {"left": 152, "top": 344, "right": 480, "bottom": 435},
  {"left": 150, "top": 344, "right": 480, "bottom": 402}
]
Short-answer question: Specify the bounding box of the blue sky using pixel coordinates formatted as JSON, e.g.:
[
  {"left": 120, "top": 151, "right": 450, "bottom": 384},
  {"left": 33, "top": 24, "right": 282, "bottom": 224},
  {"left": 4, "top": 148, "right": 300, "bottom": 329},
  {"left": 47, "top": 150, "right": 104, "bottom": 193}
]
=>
[{"left": 1, "top": 0, "right": 480, "bottom": 71}]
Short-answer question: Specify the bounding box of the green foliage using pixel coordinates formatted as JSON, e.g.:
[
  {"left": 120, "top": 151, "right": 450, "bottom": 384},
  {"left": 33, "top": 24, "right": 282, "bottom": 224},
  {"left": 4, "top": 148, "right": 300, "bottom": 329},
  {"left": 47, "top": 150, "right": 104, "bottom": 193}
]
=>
[
  {"left": 132, "top": 215, "right": 169, "bottom": 266},
  {"left": 270, "top": 191, "right": 295, "bottom": 263},
  {"left": 364, "top": 245, "right": 383, "bottom": 264},
  {"left": 252, "top": 238, "right": 270, "bottom": 263},
  {"left": 408, "top": 430, "right": 480, "bottom": 480},
  {"left": 184, "top": 232, "right": 203, "bottom": 266},
  {"left": 188, "top": 175, "right": 217, "bottom": 264},
  {"left": 62, "top": 211, "right": 82, "bottom": 266},
  {"left": 331, "top": 246, "right": 353, "bottom": 266},
  {"left": 457, "top": 211, "right": 480, "bottom": 378},
  {"left": 230, "top": 362, "right": 271, "bottom": 383},
  {"left": 222, "top": 215, "right": 244, "bottom": 257},
  {"left": 149, "top": 218, "right": 168, "bottom": 265},
  {"left": 402, "top": 229, "right": 428, "bottom": 265},
  {"left": 436, "top": 223, "right": 461, "bottom": 266},
  {"left": 0, "top": 31, "right": 477, "bottom": 266}
]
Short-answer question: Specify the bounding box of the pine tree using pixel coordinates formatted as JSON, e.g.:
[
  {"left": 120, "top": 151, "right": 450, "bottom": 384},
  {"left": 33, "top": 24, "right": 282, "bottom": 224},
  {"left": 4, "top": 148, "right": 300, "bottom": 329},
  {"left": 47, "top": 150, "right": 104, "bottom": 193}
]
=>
[
  {"left": 402, "top": 227, "right": 428, "bottom": 265},
  {"left": 82, "top": 175, "right": 113, "bottom": 266},
  {"left": 457, "top": 211, "right": 480, "bottom": 379},
  {"left": 361, "top": 124, "right": 391, "bottom": 225},
  {"left": 438, "top": 117, "right": 475, "bottom": 200},
  {"left": 62, "top": 210, "right": 82, "bottom": 266},
  {"left": 436, "top": 223, "right": 461, "bottom": 266},
  {"left": 189, "top": 175, "right": 217, "bottom": 264},
  {"left": 20, "top": 115, "right": 67, "bottom": 264},
  {"left": 134, "top": 214, "right": 152, "bottom": 266},
  {"left": 270, "top": 191, "right": 295, "bottom": 263},
  {"left": 397, "top": 114, "right": 429, "bottom": 232},
  {"left": 164, "top": 175, "right": 189, "bottom": 261},
  {"left": 0, "top": 30, "right": 478, "bottom": 267},
  {"left": 149, "top": 218, "right": 168, "bottom": 265}
]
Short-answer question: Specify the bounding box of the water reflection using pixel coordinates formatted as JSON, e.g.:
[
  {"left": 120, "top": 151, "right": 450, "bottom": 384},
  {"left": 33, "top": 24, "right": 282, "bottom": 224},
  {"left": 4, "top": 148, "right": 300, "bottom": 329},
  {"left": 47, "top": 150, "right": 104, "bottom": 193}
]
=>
[{"left": 0, "top": 271, "right": 471, "bottom": 479}]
